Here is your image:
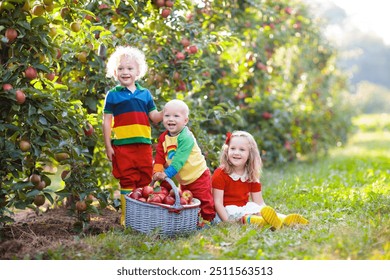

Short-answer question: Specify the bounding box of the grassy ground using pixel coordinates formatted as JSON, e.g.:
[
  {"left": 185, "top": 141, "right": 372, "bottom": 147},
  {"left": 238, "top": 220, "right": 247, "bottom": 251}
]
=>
[{"left": 45, "top": 114, "right": 390, "bottom": 260}]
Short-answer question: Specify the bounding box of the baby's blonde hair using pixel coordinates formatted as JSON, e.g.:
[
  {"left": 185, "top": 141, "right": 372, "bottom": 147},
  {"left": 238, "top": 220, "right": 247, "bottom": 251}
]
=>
[
  {"left": 106, "top": 46, "right": 148, "bottom": 80},
  {"left": 164, "top": 99, "right": 190, "bottom": 117},
  {"left": 219, "top": 130, "right": 262, "bottom": 182}
]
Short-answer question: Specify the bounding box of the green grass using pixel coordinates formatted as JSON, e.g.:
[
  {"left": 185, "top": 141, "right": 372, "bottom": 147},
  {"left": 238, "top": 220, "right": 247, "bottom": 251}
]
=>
[{"left": 43, "top": 114, "right": 390, "bottom": 260}]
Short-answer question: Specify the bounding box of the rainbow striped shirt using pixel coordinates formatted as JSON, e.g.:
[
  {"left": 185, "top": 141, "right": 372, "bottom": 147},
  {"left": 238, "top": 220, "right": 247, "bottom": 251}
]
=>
[
  {"left": 103, "top": 83, "right": 156, "bottom": 145},
  {"left": 153, "top": 127, "right": 208, "bottom": 185}
]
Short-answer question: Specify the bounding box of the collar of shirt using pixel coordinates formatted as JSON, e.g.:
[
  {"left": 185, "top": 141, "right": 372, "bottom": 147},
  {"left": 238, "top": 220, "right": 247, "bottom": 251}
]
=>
[{"left": 229, "top": 171, "right": 248, "bottom": 182}]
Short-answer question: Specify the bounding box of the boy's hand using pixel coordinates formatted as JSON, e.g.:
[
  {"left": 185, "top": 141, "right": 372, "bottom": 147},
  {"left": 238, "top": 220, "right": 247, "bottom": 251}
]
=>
[
  {"left": 106, "top": 147, "right": 115, "bottom": 161},
  {"left": 153, "top": 172, "right": 167, "bottom": 181}
]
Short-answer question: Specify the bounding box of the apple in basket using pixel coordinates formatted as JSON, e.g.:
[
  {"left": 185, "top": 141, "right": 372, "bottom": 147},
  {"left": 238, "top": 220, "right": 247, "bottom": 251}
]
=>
[
  {"left": 179, "top": 197, "right": 188, "bottom": 205},
  {"left": 182, "top": 190, "right": 193, "bottom": 204},
  {"left": 160, "top": 186, "right": 169, "bottom": 195},
  {"left": 134, "top": 187, "right": 143, "bottom": 193},
  {"left": 163, "top": 195, "right": 175, "bottom": 205},
  {"left": 155, "top": 192, "right": 166, "bottom": 201},
  {"left": 129, "top": 191, "right": 142, "bottom": 200},
  {"left": 147, "top": 194, "right": 162, "bottom": 203},
  {"left": 169, "top": 188, "right": 182, "bottom": 198},
  {"left": 142, "top": 185, "right": 154, "bottom": 198}
]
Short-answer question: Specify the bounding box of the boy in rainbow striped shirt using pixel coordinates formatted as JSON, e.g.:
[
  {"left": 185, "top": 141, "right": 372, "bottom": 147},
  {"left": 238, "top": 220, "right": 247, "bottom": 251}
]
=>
[
  {"left": 152, "top": 99, "right": 216, "bottom": 225},
  {"left": 103, "top": 46, "right": 163, "bottom": 225}
]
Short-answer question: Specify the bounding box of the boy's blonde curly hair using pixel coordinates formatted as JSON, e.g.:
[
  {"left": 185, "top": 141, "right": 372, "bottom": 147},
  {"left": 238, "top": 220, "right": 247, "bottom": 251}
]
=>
[{"left": 106, "top": 46, "right": 148, "bottom": 81}]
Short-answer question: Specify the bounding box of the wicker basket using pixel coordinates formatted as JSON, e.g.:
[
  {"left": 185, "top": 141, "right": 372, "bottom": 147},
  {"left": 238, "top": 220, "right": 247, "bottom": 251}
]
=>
[{"left": 125, "top": 178, "right": 200, "bottom": 236}]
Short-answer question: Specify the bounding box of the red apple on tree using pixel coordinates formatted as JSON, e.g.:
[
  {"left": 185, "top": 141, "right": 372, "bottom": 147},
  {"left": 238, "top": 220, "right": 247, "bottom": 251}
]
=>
[
  {"left": 165, "top": 0, "right": 174, "bottom": 7},
  {"left": 5, "top": 28, "right": 18, "bottom": 43},
  {"left": 16, "top": 90, "right": 26, "bottom": 104},
  {"left": 256, "top": 62, "right": 267, "bottom": 71},
  {"left": 76, "top": 200, "right": 87, "bottom": 212},
  {"left": 55, "top": 152, "right": 70, "bottom": 162},
  {"left": 161, "top": 8, "right": 171, "bottom": 18},
  {"left": 180, "top": 38, "right": 190, "bottom": 48},
  {"left": 83, "top": 122, "right": 94, "bottom": 136},
  {"left": 25, "top": 66, "right": 38, "bottom": 80},
  {"left": 19, "top": 140, "right": 31, "bottom": 152},
  {"left": 188, "top": 45, "right": 198, "bottom": 54},
  {"left": 261, "top": 112, "right": 273, "bottom": 120},
  {"left": 284, "top": 7, "right": 293, "bottom": 15},
  {"left": 29, "top": 174, "right": 41, "bottom": 186},
  {"left": 34, "top": 195, "right": 45, "bottom": 207},
  {"left": 155, "top": 0, "right": 165, "bottom": 7},
  {"left": 70, "top": 22, "right": 81, "bottom": 32},
  {"left": 35, "top": 180, "right": 46, "bottom": 191},
  {"left": 45, "top": 72, "right": 56, "bottom": 81},
  {"left": 175, "top": 52, "right": 185, "bottom": 60},
  {"left": 2, "top": 84, "right": 13, "bottom": 91}
]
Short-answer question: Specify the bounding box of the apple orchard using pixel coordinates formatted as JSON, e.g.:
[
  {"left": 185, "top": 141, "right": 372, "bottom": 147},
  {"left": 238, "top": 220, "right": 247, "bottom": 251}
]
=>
[{"left": 0, "top": 0, "right": 353, "bottom": 226}]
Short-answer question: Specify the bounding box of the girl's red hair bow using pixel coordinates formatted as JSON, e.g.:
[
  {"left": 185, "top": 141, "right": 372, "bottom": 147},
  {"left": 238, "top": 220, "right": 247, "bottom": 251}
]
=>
[{"left": 225, "top": 132, "right": 232, "bottom": 144}]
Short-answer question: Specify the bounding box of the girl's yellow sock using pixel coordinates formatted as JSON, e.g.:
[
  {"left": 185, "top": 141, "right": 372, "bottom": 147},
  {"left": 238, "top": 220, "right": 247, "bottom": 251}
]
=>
[
  {"left": 283, "top": 214, "right": 309, "bottom": 226},
  {"left": 260, "top": 206, "right": 283, "bottom": 229},
  {"left": 241, "top": 214, "right": 267, "bottom": 226}
]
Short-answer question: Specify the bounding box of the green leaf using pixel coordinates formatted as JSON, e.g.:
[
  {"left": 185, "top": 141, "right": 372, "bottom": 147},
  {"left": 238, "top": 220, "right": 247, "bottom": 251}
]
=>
[{"left": 30, "top": 17, "right": 48, "bottom": 27}]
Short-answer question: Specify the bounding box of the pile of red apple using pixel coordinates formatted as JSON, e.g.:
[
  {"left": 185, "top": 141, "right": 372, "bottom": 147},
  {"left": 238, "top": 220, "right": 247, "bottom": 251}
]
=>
[{"left": 127, "top": 185, "right": 194, "bottom": 206}]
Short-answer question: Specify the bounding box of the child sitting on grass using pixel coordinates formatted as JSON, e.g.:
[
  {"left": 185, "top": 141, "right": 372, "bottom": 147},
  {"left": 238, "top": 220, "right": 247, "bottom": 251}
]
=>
[{"left": 212, "top": 130, "right": 308, "bottom": 229}]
